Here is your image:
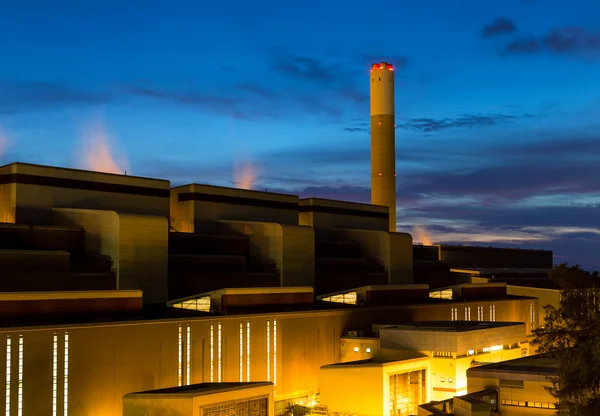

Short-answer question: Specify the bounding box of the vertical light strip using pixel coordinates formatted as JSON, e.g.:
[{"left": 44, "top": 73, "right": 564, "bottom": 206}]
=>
[
  {"left": 17, "top": 335, "right": 22, "bottom": 416},
  {"left": 5, "top": 336, "right": 11, "bottom": 416},
  {"left": 273, "top": 319, "right": 277, "bottom": 387},
  {"left": 177, "top": 326, "right": 182, "bottom": 386},
  {"left": 63, "top": 332, "right": 69, "bottom": 416},
  {"left": 266, "top": 320, "right": 270, "bottom": 382},
  {"left": 52, "top": 334, "right": 58, "bottom": 416},
  {"left": 217, "top": 323, "right": 222, "bottom": 382},
  {"left": 186, "top": 325, "right": 191, "bottom": 385},
  {"left": 210, "top": 324, "right": 214, "bottom": 382},
  {"left": 246, "top": 321, "right": 250, "bottom": 382},
  {"left": 239, "top": 322, "right": 243, "bottom": 382}
]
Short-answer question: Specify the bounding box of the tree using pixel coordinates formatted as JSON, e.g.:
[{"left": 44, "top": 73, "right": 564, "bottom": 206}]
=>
[
  {"left": 532, "top": 285, "right": 600, "bottom": 415},
  {"left": 549, "top": 263, "right": 600, "bottom": 290}
]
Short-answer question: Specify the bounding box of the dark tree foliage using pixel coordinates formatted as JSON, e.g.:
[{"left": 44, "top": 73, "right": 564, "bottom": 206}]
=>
[
  {"left": 549, "top": 263, "right": 599, "bottom": 290},
  {"left": 532, "top": 264, "right": 600, "bottom": 415}
]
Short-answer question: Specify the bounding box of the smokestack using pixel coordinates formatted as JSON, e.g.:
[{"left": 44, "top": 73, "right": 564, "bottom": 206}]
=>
[{"left": 370, "top": 62, "right": 396, "bottom": 232}]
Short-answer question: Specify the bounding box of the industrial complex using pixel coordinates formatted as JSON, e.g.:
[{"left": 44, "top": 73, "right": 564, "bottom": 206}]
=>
[{"left": 0, "top": 63, "right": 564, "bottom": 416}]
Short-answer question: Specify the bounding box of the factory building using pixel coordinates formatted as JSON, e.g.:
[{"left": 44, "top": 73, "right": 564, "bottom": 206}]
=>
[{"left": 0, "top": 61, "right": 563, "bottom": 415}]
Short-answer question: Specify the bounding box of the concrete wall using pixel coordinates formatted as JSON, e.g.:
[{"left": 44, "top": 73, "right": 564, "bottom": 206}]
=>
[
  {"left": 219, "top": 221, "right": 315, "bottom": 288},
  {"left": 320, "top": 364, "right": 385, "bottom": 416},
  {"left": 53, "top": 209, "right": 169, "bottom": 303},
  {"left": 171, "top": 185, "right": 299, "bottom": 233},
  {"left": 0, "top": 297, "right": 536, "bottom": 416},
  {"left": 1, "top": 163, "right": 170, "bottom": 225},
  {"left": 123, "top": 397, "right": 193, "bottom": 416},
  {"left": 506, "top": 286, "right": 561, "bottom": 328},
  {"left": 299, "top": 198, "right": 389, "bottom": 232}
]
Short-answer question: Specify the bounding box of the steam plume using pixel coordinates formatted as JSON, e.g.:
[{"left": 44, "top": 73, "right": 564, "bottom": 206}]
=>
[
  {"left": 79, "top": 121, "right": 130, "bottom": 175},
  {"left": 233, "top": 160, "right": 257, "bottom": 190},
  {"left": 413, "top": 225, "right": 433, "bottom": 245}
]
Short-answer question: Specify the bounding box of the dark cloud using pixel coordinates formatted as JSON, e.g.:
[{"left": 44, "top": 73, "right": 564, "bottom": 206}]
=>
[
  {"left": 272, "top": 55, "right": 336, "bottom": 84},
  {"left": 397, "top": 113, "right": 526, "bottom": 132},
  {"left": 0, "top": 81, "right": 110, "bottom": 114},
  {"left": 503, "top": 37, "right": 539, "bottom": 54},
  {"left": 501, "top": 27, "right": 600, "bottom": 57},
  {"left": 482, "top": 18, "right": 518, "bottom": 37}
]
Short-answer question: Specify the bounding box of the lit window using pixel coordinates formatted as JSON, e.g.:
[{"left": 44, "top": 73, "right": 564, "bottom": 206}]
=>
[
  {"left": 468, "top": 349, "right": 475, "bottom": 355},
  {"left": 465, "top": 306, "right": 471, "bottom": 321},
  {"left": 210, "top": 324, "right": 214, "bottom": 382},
  {"left": 366, "top": 348, "right": 371, "bottom": 353},
  {"left": 63, "top": 333, "right": 69, "bottom": 416},
  {"left": 354, "top": 347, "right": 359, "bottom": 352},
  {"left": 483, "top": 347, "right": 490, "bottom": 353},
  {"left": 448, "top": 377, "right": 453, "bottom": 383},
  {"left": 266, "top": 320, "right": 270, "bottom": 382},
  {"left": 52, "top": 334, "right": 58, "bottom": 416},
  {"left": 178, "top": 326, "right": 183, "bottom": 386},
  {"left": 186, "top": 325, "right": 191, "bottom": 385},
  {"left": 490, "top": 345, "right": 503, "bottom": 352},
  {"left": 217, "top": 323, "right": 222, "bottom": 382},
  {"left": 6, "top": 336, "right": 11, "bottom": 416},
  {"left": 246, "top": 321, "right": 250, "bottom": 382},
  {"left": 17, "top": 335, "right": 23, "bottom": 416},
  {"left": 440, "top": 377, "right": 445, "bottom": 382},
  {"left": 273, "top": 320, "right": 277, "bottom": 388}
]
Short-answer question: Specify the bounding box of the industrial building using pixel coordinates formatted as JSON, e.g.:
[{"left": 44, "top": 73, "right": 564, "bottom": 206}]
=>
[{"left": 0, "top": 62, "right": 561, "bottom": 415}]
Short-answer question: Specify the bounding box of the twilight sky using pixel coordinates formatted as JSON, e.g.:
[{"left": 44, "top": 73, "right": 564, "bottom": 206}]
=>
[{"left": 0, "top": 0, "right": 599, "bottom": 270}]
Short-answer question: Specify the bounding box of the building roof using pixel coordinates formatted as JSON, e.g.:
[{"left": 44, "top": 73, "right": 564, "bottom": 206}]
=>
[
  {"left": 467, "top": 354, "right": 559, "bottom": 377},
  {"left": 0, "top": 290, "right": 142, "bottom": 301},
  {"left": 386, "top": 321, "right": 524, "bottom": 333},
  {"left": 321, "top": 350, "right": 428, "bottom": 368},
  {"left": 124, "top": 382, "right": 273, "bottom": 398}
]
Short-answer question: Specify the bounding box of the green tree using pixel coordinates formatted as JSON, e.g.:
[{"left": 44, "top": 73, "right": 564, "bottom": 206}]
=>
[{"left": 532, "top": 284, "right": 600, "bottom": 415}]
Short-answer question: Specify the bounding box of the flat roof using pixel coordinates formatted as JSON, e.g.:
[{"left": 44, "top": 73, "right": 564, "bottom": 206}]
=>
[
  {"left": 0, "top": 161, "right": 169, "bottom": 183},
  {"left": 467, "top": 354, "right": 559, "bottom": 376},
  {"left": 125, "top": 382, "right": 272, "bottom": 398},
  {"left": 317, "top": 284, "right": 430, "bottom": 299},
  {"left": 168, "top": 287, "right": 313, "bottom": 305},
  {"left": 452, "top": 268, "right": 552, "bottom": 275},
  {"left": 321, "top": 350, "right": 428, "bottom": 368},
  {"left": 0, "top": 290, "right": 142, "bottom": 302},
  {"left": 385, "top": 321, "right": 524, "bottom": 332}
]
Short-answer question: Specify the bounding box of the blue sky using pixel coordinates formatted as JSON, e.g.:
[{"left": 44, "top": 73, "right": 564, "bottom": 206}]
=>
[{"left": 0, "top": 0, "right": 599, "bottom": 270}]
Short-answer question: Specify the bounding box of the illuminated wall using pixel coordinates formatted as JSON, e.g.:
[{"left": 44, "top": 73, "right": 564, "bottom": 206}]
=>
[{"left": 0, "top": 297, "right": 535, "bottom": 416}]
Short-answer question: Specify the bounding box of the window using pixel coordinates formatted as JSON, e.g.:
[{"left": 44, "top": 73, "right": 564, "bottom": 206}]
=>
[
  {"left": 217, "top": 323, "right": 222, "bottom": 382},
  {"left": 63, "top": 333, "right": 69, "bottom": 416},
  {"left": 17, "top": 335, "right": 23, "bottom": 416},
  {"left": 366, "top": 348, "right": 371, "bottom": 353},
  {"left": 440, "top": 377, "right": 445, "bottom": 382},
  {"left": 6, "top": 336, "right": 11, "bottom": 416},
  {"left": 239, "top": 322, "right": 244, "bottom": 382},
  {"left": 186, "top": 325, "right": 191, "bottom": 385},
  {"left": 273, "top": 320, "right": 277, "bottom": 388},
  {"left": 210, "top": 324, "right": 214, "bottom": 382},
  {"left": 451, "top": 307, "right": 458, "bottom": 321},
  {"left": 530, "top": 302, "right": 535, "bottom": 329},
  {"left": 490, "top": 304, "right": 496, "bottom": 322},
  {"left": 477, "top": 305, "right": 484, "bottom": 321},
  {"left": 465, "top": 306, "right": 471, "bottom": 321},
  {"left": 52, "top": 334, "right": 58, "bottom": 416},
  {"left": 178, "top": 325, "right": 183, "bottom": 386},
  {"left": 448, "top": 377, "right": 453, "bottom": 383},
  {"left": 468, "top": 349, "right": 475, "bottom": 356},
  {"left": 266, "top": 320, "right": 270, "bottom": 382},
  {"left": 246, "top": 321, "right": 250, "bottom": 382}
]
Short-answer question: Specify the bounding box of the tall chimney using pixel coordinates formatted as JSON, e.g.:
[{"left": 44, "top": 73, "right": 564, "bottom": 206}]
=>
[{"left": 370, "top": 62, "right": 396, "bottom": 232}]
